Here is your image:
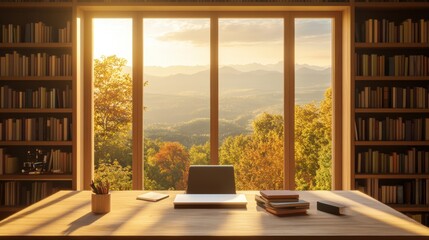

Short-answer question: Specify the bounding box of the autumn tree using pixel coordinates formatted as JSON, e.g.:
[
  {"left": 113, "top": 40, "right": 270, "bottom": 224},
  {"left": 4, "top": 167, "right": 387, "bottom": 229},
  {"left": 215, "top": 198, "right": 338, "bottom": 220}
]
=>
[
  {"left": 93, "top": 55, "right": 133, "bottom": 189},
  {"left": 94, "top": 55, "right": 132, "bottom": 168},
  {"left": 295, "top": 103, "right": 323, "bottom": 190},
  {"left": 219, "top": 113, "right": 284, "bottom": 190},
  {"left": 314, "top": 88, "right": 332, "bottom": 190},
  {"left": 146, "top": 142, "right": 190, "bottom": 190}
]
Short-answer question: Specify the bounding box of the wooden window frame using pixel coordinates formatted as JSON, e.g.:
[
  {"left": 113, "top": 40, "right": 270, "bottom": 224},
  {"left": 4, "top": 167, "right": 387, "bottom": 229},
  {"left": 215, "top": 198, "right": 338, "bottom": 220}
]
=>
[{"left": 82, "top": 10, "right": 344, "bottom": 190}]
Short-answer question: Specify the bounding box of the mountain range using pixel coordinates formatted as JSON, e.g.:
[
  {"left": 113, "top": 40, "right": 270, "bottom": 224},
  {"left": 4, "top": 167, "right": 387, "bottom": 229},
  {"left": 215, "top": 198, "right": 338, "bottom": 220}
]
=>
[
  {"left": 142, "top": 64, "right": 331, "bottom": 125},
  {"left": 120, "top": 63, "right": 331, "bottom": 144}
]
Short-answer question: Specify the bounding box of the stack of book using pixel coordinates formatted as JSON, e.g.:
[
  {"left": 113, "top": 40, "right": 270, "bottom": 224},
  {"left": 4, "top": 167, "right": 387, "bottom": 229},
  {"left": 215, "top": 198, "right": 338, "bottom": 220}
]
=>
[{"left": 255, "top": 190, "right": 309, "bottom": 216}]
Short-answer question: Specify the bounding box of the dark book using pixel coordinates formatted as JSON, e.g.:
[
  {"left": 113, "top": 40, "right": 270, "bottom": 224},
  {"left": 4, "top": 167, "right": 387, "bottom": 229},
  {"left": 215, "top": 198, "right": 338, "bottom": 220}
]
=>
[
  {"left": 265, "top": 206, "right": 307, "bottom": 216},
  {"left": 317, "top": 200, "right": 345, "bottom": 215},
  {"left": 260, "top": 190, "right": 299, "bottom": 200}
]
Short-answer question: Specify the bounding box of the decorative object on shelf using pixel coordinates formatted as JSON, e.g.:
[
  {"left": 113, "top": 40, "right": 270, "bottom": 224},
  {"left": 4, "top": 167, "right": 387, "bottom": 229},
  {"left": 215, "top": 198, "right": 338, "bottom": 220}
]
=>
[{"left": 90, "top": 180, "right": 111, "bottom": 214}]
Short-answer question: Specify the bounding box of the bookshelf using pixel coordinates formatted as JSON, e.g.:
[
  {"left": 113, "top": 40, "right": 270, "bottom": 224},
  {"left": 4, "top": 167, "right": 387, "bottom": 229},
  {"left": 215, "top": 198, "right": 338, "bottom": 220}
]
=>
[
  {"left": 0, "top": 0, "right": 76, "bottom": 220},
  {"left": 0, "top": 0, "right": 427, "bottom": 228},
  {"left": 352, "top": 2, "right": 429, "bottom": 227}
]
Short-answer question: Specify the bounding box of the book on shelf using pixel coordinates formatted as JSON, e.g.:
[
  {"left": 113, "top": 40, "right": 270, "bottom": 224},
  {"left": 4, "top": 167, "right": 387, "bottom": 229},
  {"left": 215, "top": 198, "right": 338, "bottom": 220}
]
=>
[
  {"left": 0, "top": 148, "right": 72, "bottom": 175},
  {"left": 356, "top": 179, "right": 429, "bottom": 205},
  {"left": 1, "top": 21, "right": 71, "bottom": 44},
  {"left": 356, "top": 86, "right": 429, "bottom": 109},
  {"left": 0, "top": 181, "right": 70, "bottom": 207},
  {"left": 354, "top": 117, "right": 429, "bottom": 141},
  {"left": 356, "top": 53, "right": 429, "bottom": 77},
  {"left": 0, "top": 85, "right": 72, "bottom": 109},
  {"left": 0, "top": 116, "right": 71, "bottom": 141},
  {"left": 356, "top": 148, "right": 429, "bottom": 174},
  {"left": 0, "top": 51, "right": 72, "bottom": 77},
  {"left": 406, "top": 213, "right": 429, "bottom": 226},
  {"left": 356, "top": 18, "right": 429, "bottom": 43}
]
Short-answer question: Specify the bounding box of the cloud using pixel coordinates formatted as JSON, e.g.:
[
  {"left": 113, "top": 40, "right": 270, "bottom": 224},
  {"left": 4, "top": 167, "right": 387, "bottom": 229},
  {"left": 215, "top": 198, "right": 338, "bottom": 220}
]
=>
[
  {"left": 155, "top": 19, "right": 331, "bottom": 48},
  {"left": 295, "top": 19, "right": 331, "bottom": 39},
  {"left": 158, "top": 28, "right": 210, "bottom": 45},
  {"left": 219, "top": 19, "right": 283, "bottom": 45},
  {"left": 157, "top": 19, "right": 283, "bottom": 46}
]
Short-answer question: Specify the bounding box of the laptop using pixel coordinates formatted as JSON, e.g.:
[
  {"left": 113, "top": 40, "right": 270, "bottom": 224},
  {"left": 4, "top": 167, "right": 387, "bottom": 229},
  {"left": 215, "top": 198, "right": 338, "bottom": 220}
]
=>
[
  {"left": 174, "top": 165, "right": 247, "bottom": 208},
  {"left": 186, "top": 165, "right": 236, "bottom": 194}
]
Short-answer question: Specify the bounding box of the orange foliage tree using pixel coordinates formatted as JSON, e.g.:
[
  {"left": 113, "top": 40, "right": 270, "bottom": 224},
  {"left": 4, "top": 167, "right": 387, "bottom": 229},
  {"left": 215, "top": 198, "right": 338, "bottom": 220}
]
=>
[{"left": 147, "top": 142, "right": 190, "bottom": 190}]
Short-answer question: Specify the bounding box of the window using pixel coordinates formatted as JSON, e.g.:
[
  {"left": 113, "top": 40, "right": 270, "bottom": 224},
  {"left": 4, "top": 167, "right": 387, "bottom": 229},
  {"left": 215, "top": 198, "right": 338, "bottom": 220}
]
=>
[
  {"left": 219, "top": 19, "right": 284, "bottom": 190},
  {"left": 85, "top": 12, "right": 341, "bottom": 190},
  {"left": 92, "top": 18, "right": 133, "bottom": 190},
  {"left": 143, "top": 19, "right": 210, "bottom": 190},
  {"left": 294, "top": 18, "right": 333, "bottom": 190}
]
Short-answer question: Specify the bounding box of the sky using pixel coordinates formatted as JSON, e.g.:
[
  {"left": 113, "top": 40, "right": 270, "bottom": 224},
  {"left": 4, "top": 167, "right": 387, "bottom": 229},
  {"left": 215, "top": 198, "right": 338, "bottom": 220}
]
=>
[{"left": 93, "top": 18, "right": 331, "bottom": 68}]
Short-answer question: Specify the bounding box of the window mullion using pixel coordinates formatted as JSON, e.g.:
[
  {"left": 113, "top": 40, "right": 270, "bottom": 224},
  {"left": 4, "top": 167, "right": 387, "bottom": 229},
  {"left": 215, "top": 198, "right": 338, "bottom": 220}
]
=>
[
  {"left": 210, "top": 15, "right": 219, "bottom": 165},
  {"left": 133, "top": 14, "right": 144, "bottom": 189},
  {"left": 284, "top": 14, "right": 295, "bottom": 190}
]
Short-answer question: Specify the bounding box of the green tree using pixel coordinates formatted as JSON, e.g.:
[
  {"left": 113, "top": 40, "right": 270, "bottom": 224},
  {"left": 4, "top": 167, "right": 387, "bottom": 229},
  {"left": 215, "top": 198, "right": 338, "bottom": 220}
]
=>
[
  {"left": 219, "top": 135, "right": 250, "bottom": 166},
  {"left": 252, "top": 112, "right": 283, "bottom": 139},
  {"left": 189, "top": 141, "right": 210, "bottom": 165},
  {"left": 94, "top": 159, "right": 132, "bottom": 190}
]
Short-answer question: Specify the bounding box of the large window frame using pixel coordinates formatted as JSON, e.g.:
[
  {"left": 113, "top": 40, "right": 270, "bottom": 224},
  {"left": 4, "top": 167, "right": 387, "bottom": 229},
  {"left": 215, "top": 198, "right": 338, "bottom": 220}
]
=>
[{"left": 82, "top": 10, "right": 343, "bottom": 190}]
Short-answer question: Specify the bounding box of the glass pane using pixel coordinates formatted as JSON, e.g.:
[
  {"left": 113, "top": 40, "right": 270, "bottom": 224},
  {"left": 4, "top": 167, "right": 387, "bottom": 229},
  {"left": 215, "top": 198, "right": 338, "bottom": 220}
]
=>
[
  {"left": 219, "top": 19, "right": 284, "bottom": 190},
  {"left": 294, "top": 18, "right": 332, "bottom": 190},
  {"left": 93, "top": 19, "right": 133, "bottom": 190},
  {"left": 143, "top": 19, "right": 210, "bottom": 190}
]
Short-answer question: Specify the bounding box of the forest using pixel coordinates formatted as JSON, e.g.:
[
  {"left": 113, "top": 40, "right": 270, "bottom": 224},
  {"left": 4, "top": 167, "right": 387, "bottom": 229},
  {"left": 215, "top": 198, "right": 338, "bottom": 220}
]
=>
[{"left": 93, "top": 55, "right": 332, "bottom": 191}]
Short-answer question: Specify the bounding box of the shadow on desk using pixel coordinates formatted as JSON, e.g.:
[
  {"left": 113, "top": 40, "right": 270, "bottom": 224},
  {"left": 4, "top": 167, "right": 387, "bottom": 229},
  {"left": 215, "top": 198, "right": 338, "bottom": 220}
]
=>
[{"left": 0, "top": 191, "right": 80, "bottom": 228}]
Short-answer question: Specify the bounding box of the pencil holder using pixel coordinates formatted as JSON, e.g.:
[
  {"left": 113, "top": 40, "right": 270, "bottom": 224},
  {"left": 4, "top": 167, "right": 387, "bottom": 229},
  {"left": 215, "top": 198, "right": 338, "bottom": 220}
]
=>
[{"left": 91, "top": 193, "right": 111, "bottom": 214}]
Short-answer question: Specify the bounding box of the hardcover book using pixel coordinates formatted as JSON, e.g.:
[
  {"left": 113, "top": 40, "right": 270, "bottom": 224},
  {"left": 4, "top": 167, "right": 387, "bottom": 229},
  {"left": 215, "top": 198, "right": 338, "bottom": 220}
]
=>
[
  {"left": 317, "top": 200, "right": 345, "bottom": 215},
  {"left": 260, "top": 190, "right": 299, "bottom": 200},
  {"left": 136, "top": 192, "right": 169, "bottom": 202}
]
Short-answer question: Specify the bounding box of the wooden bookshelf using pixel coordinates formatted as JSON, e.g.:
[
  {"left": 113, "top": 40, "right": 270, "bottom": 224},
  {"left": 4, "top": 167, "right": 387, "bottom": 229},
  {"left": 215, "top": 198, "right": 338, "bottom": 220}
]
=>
[
  {"left": 355, "top": 76, "right": 429, "bottom": 81},
  {"left": 0, "top": 76, "right": 73, "bottom": 81},
  {"left": 0, "top": 1, "right": 76, "bottom": 215},
  {"left": 354, "top": 141, "right": 429, "bottom": 146},
  {"left": 355, "top": 109, "right": 429, "bottom": 113},
  {"left": 355, "top": 43, "right": 429, "bottom": 49},
  {"left": 352, "top": 2, "right": 429, "bottom": 227},
  {"left": 0, "top": 141, "right": 73, "bottom": 146},
  {"left": 391, "top": 204, "right": 429, "bottom": 212},
  {"left": 0, "top": 43, "right": 72, "bottom": 48},
  {"left": 0, "top": 174, "right": 72, "bottom": 181},
  {"left": 0, "top": 109, "right": 73, "bottom": 113},
  {"left": 355, "top": 174, "right": 429, "bottom": 179}
]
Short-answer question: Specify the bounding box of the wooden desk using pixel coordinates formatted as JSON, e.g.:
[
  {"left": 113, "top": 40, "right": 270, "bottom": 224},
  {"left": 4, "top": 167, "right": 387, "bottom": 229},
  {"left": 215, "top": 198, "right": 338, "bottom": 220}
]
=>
[{"left": 0, "top": 190, "right": 428, "bottom": 239}]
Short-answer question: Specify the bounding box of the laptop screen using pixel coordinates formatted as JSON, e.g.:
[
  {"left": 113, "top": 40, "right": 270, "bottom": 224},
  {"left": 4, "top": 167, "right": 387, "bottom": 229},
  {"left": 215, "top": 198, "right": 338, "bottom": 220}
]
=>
[{"left": 186, "top": 165, "right": 236, "bottom": 194}]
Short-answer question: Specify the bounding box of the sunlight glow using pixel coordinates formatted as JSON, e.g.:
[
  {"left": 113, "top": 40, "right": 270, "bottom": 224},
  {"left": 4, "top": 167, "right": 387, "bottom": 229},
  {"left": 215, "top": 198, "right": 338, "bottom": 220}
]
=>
[{"left": 93, "top": 19, "right": 133, "bottom": 65}]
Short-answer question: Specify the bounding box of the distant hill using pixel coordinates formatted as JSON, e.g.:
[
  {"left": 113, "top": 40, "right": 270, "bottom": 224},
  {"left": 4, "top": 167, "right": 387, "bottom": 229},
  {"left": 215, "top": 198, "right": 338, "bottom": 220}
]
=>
[{"left": 120, "top": 63, "right": 331, "bottom": 142}]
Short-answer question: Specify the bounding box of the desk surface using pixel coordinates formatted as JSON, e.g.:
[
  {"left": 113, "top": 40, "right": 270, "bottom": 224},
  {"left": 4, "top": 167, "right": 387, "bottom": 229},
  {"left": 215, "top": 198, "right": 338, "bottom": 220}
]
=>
[{"left": 0, "top": 190, "right": 428, "bottom": 240}]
